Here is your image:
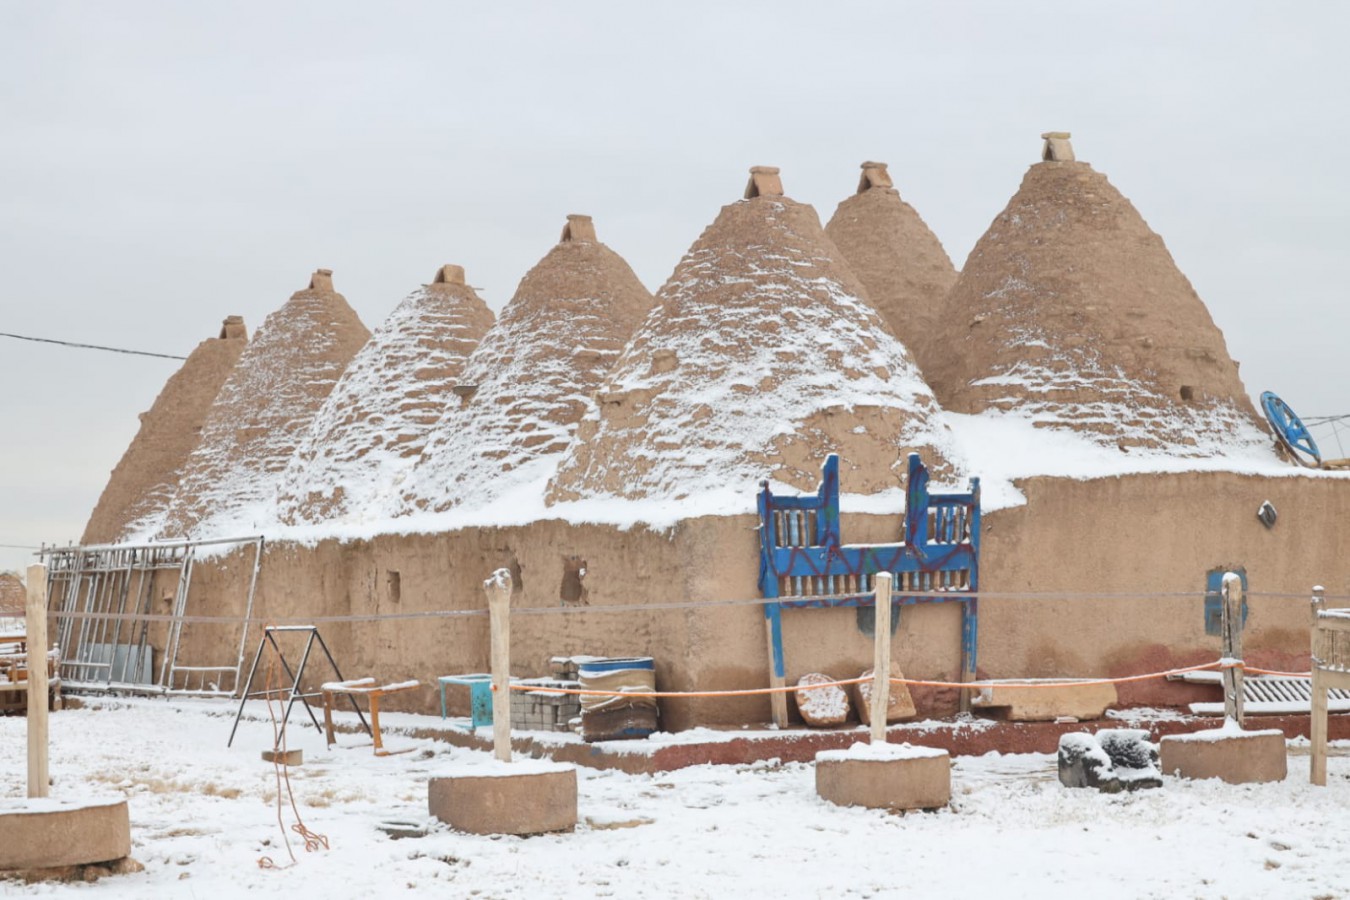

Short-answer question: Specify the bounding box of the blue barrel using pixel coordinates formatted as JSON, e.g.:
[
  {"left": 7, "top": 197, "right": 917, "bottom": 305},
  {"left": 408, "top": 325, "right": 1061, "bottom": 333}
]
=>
[{"left": 579, "top": 657, "right": 653, "bottom": 677}]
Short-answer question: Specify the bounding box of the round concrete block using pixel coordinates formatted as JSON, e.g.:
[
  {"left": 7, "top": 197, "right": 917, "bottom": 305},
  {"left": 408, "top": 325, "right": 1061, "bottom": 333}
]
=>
[
  {"left": 0, "top": 798, "right": 131, "bottom": 871},
  {"left": 1159, "top": 728, "right": 1287, "bottom": 784},
  {"left": 815, "top": 744, "right": 951, "bottom": 811},
  {"left": 429, "top": 762, "right": 577, "bottom": 835}
]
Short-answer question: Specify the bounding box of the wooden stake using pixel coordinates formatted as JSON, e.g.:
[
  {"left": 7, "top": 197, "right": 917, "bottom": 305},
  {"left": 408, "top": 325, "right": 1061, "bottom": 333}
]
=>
[
  {"left": 1221, "top": 571, "right": 1245, "bottom": 728},
  {"left": 1311, "top": 585, "right": 1328, "bottom": 786},
  {"left": 26, "top": 564, "right": 50, "bottom": 798},
  {"left": 870, "top": 573, "right": 893, "bottom": 745},
  {"left": 485, "top": 570, "right": 513, "bottom": 763}
]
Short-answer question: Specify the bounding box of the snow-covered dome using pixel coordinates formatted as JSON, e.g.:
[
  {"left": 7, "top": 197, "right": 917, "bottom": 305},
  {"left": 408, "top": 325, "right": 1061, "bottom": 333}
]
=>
[
  {"left": 923, "top": 133, "right": 1267, "bottom": 454},
  {"left": 398, "top": 216, "right": 653, "bottom": 514},
  {"left": 277, "top": 265, "right": 494, "bottom": 525},
  {"left": 159, "top": 270, "right": 370, "bottom": 539},
  {"left": 548, "top": 167, "right": 961, "bottom": 505}
]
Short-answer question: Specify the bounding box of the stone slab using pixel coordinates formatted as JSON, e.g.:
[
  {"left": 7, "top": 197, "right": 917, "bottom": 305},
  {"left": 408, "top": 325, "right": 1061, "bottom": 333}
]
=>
[
  {"left": 796, "top": 673, "right": 850, "bottom": 727},
  {"left": 429, "top": 766, "right": 577, "bottom": 835},
  {"left": 815, "top": 751, "right": 951, "bottom": 811},
  {"left": 262, "top": 748, "right": 303, "bottom": 766},
  {"left": 0, "top": 798, "right": 131, "bottom": 871},
  {"left": 1159, "top": 728, "right": 1287, "bottom": 784},
  {"left": 855, "top": 664, "right": 917, "bottom": 726},
  {"left": 972, "top": 680, "right": 1117, "bottom": 721}
]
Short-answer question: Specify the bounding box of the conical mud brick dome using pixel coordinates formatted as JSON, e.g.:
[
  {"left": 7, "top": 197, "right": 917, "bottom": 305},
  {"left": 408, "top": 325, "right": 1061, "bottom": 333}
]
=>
[
  {"left": 0, "top": 571, "right": 25, "bottom": 618},
  {"left": 923, "top": 134, "right": 1266, "bottom": 453},
  {"left": 160, "top": 270, "right": 370, "bottom": 538},
  {"left": 82, "top": 317, "right": 249, "bottom": 543},
  {"left": 277, "top": 265, "right": 494, "bottom": 525},
  {"left": 398, "top": 216, "right": 653, "bottom": 513},
  {"left": 825, "top": 161, "right": 959, "bottom": 373},
  {"left": 548, "top": 167, "right": 960, "bottom": 505}
]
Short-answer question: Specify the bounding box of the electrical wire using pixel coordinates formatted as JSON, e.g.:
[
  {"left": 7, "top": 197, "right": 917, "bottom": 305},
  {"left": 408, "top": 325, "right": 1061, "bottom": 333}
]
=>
[{"left": 0, "top": 331, "right": 186, "bottom": 361}]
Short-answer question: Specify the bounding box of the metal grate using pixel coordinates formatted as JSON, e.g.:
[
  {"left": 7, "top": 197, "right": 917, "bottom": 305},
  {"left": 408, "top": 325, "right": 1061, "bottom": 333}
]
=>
[{"left": 1172, "top": 670, "right": 1350, "bottom": 715}]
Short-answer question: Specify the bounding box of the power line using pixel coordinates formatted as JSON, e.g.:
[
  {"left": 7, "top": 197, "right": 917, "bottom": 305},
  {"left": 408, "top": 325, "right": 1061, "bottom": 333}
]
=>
[{"left": 0, "top": 331, "right": 186, "bottom": 361}]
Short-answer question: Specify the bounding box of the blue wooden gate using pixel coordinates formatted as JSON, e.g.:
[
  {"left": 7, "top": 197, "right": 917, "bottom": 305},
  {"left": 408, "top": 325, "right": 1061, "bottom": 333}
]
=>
[{"left": 756, "top": 453, "right": 980, "bottom": 719}]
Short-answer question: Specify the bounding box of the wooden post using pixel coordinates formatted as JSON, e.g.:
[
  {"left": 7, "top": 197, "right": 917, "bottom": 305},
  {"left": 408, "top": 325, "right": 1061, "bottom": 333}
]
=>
[
  {"left": 485, "top": 569, "right": 513, "bottom": 763},
  {"left": 26, "top": 564, "right": 50, "bottom": 798},
  {"left": 1311, "top": 585, "right": 1327, "bottom": 786},
  {"left": 1221, "top": 571, "right": 1245, "bottom": 728},
  {"left": 870, "top": 573, "right": 893, "bottom": 745}
]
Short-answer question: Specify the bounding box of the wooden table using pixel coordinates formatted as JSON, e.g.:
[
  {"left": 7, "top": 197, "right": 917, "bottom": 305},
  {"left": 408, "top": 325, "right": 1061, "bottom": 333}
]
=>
[{"left": 320, "top": 678, "right": 421, "bottom": 757}]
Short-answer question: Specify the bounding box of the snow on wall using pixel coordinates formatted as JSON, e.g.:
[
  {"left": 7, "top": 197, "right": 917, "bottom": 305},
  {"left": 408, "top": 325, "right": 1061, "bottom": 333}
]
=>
[{"left": 276, "top": 278, "right": 494, "bottom": 526}]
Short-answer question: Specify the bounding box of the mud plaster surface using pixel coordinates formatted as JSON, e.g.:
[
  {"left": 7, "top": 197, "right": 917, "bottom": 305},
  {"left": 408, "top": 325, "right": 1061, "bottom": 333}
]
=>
[
  {"left": 825, "top": 182, "right": 958, "bottom": 379},
  {"left": 153, "top": 470, "right": 1350, "bottom": 730}
]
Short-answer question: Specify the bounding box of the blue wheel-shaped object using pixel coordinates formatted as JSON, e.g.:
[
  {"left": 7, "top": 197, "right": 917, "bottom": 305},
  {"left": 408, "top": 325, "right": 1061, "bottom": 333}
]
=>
[{"left": 1261, "top": 390, "right": 1321, "bottom": 467}]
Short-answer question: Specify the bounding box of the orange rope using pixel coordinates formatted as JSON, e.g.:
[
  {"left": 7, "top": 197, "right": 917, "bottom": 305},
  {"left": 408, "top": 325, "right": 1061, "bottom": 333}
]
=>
[
  {"left": 497, "top": 662, "right": 1227, "bottom": 699},
  {"left": 1246, "top": 666, "right": 1315, "bottom": 678},
  {"left": 258, "top": 625, "right": 328, "bottom": 870},
  {"left": 497, "top": 676, "right": 871, "bottom": 699}
]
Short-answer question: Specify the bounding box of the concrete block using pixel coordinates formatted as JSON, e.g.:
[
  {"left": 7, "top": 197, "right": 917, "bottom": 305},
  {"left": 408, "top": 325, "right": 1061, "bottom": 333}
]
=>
[
  {"left": 262, "top": 748, "right": 303, "bottom": 766},
  {"left": 815, "top": 746, "right": 951, "bottom": 811},
  {"left": 429, "top": 764, "right": 577, "bottom": 835},
  {"left": 0, "top": 798, "right": 131, "bottom": 871},
  {"left": 1159, "top": 727, "right": 1287, "bottom": 784},
  {"left": 972, "top": 679, "right": 1116, "bottom": 721}
]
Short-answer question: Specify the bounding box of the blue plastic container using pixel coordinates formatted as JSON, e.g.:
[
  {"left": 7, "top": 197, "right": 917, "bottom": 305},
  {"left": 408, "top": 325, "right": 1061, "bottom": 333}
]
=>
[{"left": 578, "top": 657, "right": 654, "bottom": 677}]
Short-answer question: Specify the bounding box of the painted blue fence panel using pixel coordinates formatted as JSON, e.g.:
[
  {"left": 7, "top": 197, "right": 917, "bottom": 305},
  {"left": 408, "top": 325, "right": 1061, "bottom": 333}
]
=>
[
  {"left": 756, "top": 454, "right": 981, "bottom": 683},
  {"left": 1204, "top": 567, "right": 1248, "bottom": 636}
]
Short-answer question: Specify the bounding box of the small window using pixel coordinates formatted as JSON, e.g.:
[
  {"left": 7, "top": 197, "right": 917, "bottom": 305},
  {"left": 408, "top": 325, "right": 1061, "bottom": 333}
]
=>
[{"left": 560, "top": 556, "right": 588, "bottom": 606}]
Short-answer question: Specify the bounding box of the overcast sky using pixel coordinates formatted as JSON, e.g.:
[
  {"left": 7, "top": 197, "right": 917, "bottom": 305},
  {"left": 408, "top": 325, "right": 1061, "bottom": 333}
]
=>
[{"left": 2, "top": 1, "right": 1347, "bottom": 573}]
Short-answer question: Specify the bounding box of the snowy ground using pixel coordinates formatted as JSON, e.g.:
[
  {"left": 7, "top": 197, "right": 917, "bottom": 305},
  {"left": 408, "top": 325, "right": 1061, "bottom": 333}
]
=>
[{"left": 3, "top": 699, "right": 1350, "bottom": 899}]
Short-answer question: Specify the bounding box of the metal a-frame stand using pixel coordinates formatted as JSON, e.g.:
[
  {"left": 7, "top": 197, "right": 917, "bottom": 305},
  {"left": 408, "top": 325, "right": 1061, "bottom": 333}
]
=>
[{"left": 226, "top": 625, "right": 370, "bottom": 748}]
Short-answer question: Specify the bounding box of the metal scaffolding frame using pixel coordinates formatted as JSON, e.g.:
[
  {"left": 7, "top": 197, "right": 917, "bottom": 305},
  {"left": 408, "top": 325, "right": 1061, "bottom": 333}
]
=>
[{"left": 39, "top": 535, "right": 264, "bottom": 697}]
